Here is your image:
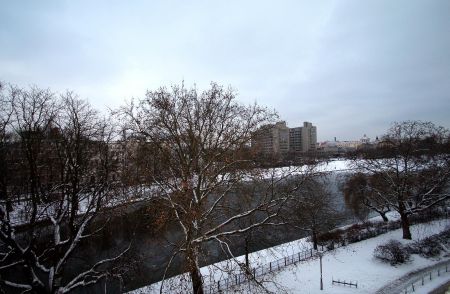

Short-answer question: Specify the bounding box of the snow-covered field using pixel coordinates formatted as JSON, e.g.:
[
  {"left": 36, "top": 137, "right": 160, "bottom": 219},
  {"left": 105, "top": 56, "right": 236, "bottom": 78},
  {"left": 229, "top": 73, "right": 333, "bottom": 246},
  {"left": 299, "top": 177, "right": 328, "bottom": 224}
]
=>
[
  {"left": 258, "top": 219, "right": 450, "bottom": 294},
  {"left": 316, "top": 159, "right": 352, "bottom": 173},
  {"left": 253, "top": 159, "right": 352, "bottom": 180},
  {"left": 129, "top": 214, "right": 450, "bottom": 294}
]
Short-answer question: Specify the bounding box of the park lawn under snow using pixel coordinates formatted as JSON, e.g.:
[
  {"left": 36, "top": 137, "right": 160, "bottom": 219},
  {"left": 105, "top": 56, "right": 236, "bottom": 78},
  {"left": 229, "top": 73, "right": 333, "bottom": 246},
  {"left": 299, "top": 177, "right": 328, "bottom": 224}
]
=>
[
  {"left": 257, "top": 219, "right": 450, "bottom": 294},
  {"left": 129, "top": 214, "right": 450, "bottom": 294}
]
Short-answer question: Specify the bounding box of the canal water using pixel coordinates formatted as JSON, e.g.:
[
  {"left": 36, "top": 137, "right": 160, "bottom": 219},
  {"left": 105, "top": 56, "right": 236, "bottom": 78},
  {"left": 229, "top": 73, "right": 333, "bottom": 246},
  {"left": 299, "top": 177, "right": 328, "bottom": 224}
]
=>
[{"left": 69, "top": 171, "right": 357, "bottom": 293}]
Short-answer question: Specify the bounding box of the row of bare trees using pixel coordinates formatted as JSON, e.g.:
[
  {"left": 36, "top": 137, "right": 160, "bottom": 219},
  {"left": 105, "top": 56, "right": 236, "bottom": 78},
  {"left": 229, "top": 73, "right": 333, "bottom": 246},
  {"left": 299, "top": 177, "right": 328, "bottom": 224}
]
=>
[{"left": 0, "top": 83, "right": 128, "bottom": 293}]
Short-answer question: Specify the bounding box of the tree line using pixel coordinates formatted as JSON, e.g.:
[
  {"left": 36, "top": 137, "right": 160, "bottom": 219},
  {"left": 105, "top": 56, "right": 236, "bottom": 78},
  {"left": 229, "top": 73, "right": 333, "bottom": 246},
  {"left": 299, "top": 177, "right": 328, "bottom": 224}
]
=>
[{"left": 0, "top": 83, "right": 125, "bottom": 293}]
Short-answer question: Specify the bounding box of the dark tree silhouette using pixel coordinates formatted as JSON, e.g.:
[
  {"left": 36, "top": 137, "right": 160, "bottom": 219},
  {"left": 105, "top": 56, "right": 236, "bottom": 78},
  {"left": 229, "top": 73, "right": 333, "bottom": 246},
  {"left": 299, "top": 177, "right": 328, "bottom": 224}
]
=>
[
  {"left": 350, "top": 121, "right": 450, "bottom": 239},
  {"left": 0, "top": 85, "right": 128, "bottom": 293}
]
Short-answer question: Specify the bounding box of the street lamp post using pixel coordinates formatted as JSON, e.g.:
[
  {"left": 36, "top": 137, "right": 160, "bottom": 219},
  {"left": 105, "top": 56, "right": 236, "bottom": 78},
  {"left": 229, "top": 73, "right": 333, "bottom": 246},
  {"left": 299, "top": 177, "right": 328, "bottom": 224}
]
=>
[{"left": 319, "top": 251, "right": 323, "bottom": 290}]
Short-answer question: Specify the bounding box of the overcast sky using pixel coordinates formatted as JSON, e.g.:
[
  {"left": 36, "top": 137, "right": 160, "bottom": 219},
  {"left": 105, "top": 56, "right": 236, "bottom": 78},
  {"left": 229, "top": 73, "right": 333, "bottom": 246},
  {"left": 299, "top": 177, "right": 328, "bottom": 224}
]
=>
[{"left": 1, "top": 1, "right": 449, "bottom": 141}]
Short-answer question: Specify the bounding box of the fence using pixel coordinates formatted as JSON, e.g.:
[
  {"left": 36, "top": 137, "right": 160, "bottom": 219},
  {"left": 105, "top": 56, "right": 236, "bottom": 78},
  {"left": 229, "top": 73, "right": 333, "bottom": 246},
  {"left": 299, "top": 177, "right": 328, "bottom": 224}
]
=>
[
  {"left": 203, "top": 213, "right": 449, "bottom": 294},
  {"left": 203, "top": 221, "right": 402, "bottom": 294},
  {"left": 399, "top": 261, "right": 450, "bottom": 294},
  {"left": 203, "top": 243, "right": 345, "bottom": 294},
  {"left": 332, "top": 278, "right": 358, "bottom": 288}
]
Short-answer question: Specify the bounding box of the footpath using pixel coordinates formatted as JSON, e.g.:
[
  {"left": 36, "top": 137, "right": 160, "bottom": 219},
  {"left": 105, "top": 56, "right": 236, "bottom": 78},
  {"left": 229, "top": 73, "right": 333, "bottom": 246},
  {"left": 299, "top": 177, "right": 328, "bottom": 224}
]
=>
[{"left": 375, "top": 258, "right": 450, "bottom": 294}]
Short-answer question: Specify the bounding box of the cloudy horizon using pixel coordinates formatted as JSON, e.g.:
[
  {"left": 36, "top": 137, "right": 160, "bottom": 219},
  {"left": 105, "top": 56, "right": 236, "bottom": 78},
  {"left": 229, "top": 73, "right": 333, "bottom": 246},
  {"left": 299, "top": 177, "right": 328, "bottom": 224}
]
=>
[{"left": 1, "top": 0, "right": 449, "bottom": 141}]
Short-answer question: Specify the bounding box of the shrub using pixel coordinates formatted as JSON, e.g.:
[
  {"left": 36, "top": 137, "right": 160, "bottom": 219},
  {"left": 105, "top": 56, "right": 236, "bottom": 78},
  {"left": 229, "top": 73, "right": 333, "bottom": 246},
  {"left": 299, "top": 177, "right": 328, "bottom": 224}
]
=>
[
  {"left": 346, "top": 225, "right": 363, "bottom": 243},
  {"left": 317, "top": 229, "right": 344, "bottom": 246},
  {"left": 348, "top": 223, "right": 366, "bottom": 231},
  {"left": 407, "top": 237, "right": 443, "bottom": 258},
  {"left": 373, "top": 240, "right": 411, "bottom": 265},
  {"left": 440, "top": 228, "right": 450, "bottom": 240}
]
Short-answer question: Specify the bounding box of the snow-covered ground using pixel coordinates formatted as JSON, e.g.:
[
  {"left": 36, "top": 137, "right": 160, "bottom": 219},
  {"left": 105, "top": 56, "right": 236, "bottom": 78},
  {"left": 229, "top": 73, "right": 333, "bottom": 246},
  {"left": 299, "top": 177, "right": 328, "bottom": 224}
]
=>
[
  {"left": 410, "top": 275, "right": 450, "bottom": 294},
  {"left": 129, "top": 214, "right": 450, "bottom": 294},
  {"left": 260, "top": 219, "right": 450, "bottom": 294},
  {"left": 253, "top": 159, "right": 352, "bottom": 180},
  {"left": 316, "top": 159, "right": 352, "bottom": 173},
  {"left": 5, "top": 159, "right": 352, "bottom": 226},
  {"left": 376, "top": 259, "right": 450, "bottom": 294}
]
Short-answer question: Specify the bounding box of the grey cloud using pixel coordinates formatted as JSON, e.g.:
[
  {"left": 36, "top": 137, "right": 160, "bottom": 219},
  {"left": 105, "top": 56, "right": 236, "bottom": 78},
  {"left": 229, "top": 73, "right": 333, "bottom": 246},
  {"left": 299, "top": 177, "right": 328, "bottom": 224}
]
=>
[{"left": 1, "top": 0, "right": 449, "bottom": 141}]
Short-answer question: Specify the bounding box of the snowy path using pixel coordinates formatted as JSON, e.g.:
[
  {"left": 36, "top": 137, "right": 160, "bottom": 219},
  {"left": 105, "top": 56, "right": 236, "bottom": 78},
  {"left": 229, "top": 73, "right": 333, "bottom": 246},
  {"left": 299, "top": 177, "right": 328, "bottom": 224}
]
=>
[
  {"left": 429, "top": 280, "right": 450, "bottom": 294},
  {"left": 375, "top": 259, "right": 450, "bottom": 294}
]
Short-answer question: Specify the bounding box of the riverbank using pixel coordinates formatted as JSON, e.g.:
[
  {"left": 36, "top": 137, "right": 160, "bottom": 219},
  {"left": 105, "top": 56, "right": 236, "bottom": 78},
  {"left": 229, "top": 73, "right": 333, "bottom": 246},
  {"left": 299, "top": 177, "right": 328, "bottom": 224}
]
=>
[{"left": 129, "top": 214, "right": 450, "bottom": 293}]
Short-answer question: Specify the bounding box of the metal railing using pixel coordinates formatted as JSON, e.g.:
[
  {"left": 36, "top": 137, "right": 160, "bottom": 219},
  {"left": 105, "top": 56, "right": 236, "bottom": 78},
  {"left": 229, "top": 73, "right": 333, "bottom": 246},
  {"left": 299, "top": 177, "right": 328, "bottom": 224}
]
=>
[
  {"left": 399, "top": 261, "right": 450, "bottom": 294},
  {"left": 332, "top": 278, "right": 358, "bottom": 288},
  {"left": 203, "top": 243, "right": 344, "bottom": 294},
  {"left": 202, "top": 213, "right": 449, "bottom": 294}
]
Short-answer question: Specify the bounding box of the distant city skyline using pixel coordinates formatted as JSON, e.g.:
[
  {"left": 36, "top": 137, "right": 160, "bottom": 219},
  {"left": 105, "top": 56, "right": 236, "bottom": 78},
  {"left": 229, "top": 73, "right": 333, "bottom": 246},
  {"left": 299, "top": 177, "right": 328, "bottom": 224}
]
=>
[{"left": 1, "top": 1, "right": 449, "bottom": 141}]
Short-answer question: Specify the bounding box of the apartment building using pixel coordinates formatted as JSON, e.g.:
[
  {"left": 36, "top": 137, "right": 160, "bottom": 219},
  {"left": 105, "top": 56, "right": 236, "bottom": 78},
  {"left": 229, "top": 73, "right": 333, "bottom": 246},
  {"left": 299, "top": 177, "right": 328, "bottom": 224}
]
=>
[
  {"left": 253, "top": 121, "right": 317, "bottom": 156},
  {"left": 301, "top": 121, "right": 317, "bottom": 152},
  {"left": 253, "top": 121, "right": 290, "bottom": 155}
]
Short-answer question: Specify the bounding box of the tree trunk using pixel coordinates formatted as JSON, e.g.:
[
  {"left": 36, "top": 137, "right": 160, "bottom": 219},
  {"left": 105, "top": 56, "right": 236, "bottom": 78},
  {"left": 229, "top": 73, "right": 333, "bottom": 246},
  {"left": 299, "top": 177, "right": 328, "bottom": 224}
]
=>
[
  {"left": 190, "top": 266, "right": 204, "bottom": 294},
  {"left": 187, "top": 246, "right": 204, "bottom": 294},
  {"left": 244, "top": 235, "right": 249, "bottom": 268},
  {"left": 380, "top": 212, "right": 388, "bottom": 222},
  {"left": 312, "top": 229, "right": 318, "bottom": 250},
  {"left": 399, "top": 209, "right": 412, "bottom": 240}
]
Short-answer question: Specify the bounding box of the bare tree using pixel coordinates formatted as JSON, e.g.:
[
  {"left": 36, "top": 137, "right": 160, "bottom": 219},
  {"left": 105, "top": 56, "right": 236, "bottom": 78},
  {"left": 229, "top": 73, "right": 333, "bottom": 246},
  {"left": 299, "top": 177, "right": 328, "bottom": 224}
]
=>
[
  {"left": 120, "top": 83, "right": 318, "bottom": 293},
  {"left": 284, "top": 177, "right": 342, "bottom": 250},
  {"left": 343, "top": 172, "right": 391, "bottom": 222},
  {"left": 351, "top": 121, "right": 450, "bottom": 239},
  {"left": 10, "top": 85, "right": 58, "bottom": 206},
  {"left": 0, "top": 85, "right": 127, "bottom": 293},
  {"left": 0, "top": 82, "right": 14, "bottom": 213}
]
